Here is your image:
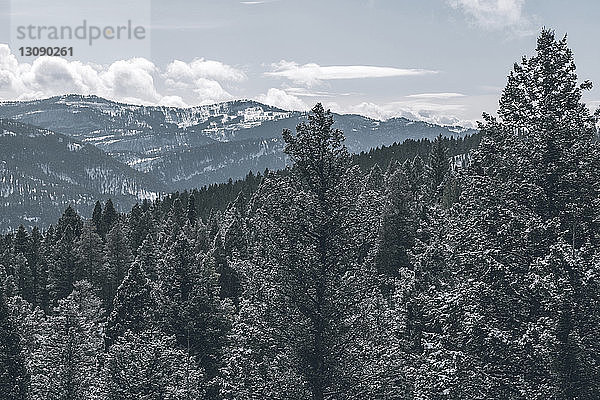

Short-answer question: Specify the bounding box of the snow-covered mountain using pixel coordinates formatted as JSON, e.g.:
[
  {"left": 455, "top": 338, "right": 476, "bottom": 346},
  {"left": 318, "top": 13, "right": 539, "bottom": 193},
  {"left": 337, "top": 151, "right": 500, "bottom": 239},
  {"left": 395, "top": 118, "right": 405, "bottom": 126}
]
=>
[
  {"left": 0, "top": 95, "right": 475, "bottom": 183},
  {"left": 0, "top": 95, "right": 476, "bottom": 230}
]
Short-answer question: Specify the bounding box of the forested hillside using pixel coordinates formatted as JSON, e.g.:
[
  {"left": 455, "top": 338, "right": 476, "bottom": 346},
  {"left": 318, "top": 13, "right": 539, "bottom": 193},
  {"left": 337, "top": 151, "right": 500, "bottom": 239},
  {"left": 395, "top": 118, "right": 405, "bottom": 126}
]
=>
[
  {"left": 155, "top": 131, "right": 480, "bottom": 222},
  {"left": 1, "top": 29, "right": 599, "bottom": 399}
]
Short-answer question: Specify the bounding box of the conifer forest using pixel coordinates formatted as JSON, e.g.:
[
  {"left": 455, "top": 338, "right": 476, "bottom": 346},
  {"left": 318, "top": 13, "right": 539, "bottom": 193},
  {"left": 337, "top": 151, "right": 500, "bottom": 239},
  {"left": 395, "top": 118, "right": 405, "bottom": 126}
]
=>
[{"left": 2, "top": 29, "right": 600, "bottom": 399}]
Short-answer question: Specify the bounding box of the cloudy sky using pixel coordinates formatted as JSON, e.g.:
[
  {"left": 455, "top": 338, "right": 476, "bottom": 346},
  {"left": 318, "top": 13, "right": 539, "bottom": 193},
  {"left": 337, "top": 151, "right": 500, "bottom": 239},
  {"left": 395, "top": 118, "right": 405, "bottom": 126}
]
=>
[{"left": 0, "top": 0, "right": 598, "bottom": 127}]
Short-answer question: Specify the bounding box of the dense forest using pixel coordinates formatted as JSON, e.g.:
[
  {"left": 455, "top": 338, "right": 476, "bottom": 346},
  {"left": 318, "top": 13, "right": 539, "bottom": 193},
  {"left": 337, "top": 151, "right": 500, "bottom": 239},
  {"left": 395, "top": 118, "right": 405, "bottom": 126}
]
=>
[{"left": 1, "top": 29, "right": 600, "bottom": 399}]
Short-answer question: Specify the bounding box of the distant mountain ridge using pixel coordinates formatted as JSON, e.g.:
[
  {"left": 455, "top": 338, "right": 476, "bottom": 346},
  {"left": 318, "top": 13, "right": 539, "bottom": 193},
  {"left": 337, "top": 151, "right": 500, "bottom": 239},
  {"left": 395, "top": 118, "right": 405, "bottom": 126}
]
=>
[
  {"left": 0, "top": 95, "right": 477, "bottom": 230},
  {"left": 0, "top": 94, "right": 476, "bottom": 188}
]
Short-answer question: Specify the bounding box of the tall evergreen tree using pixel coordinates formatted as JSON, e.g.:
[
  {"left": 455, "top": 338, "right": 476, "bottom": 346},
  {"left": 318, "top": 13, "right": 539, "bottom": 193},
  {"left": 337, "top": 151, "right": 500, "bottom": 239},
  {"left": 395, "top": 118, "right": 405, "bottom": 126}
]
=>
[
  {"left": 225, "top": 104, "right": 388, "bottom": 399},
  {"left": 28, "top": 227, "right": 43, "bottom": 308},
  {"left": 48, "top": 225, "right": 78, "bottom": 305},
  {"left": 91, "top": 201, "right": 103, "bottom": 234},
  {"left": 100, "top": 199, "right": 118, "bottom": 237},
  {"left": 374, "top": 166, "right": 416, "bottom": 281},
  {"left": 187, "top": 194, "right": 197, "bottom": 224},
  {"left": 413, "top": 29, "right": 600, "bottom": 398},
  {"left": 103, "top": 222, "right": 133, "bottom": 310},
  {"left": 105, "top": 261, "right": 157, "bottom": 348},
  {"left": 30, "top": 281, "right": 104, "bottom": 400},
  {"left": 75, "top": 222, "right": 105, "bottom": 286},
  {"left": 428, "top": 134, "right": 450, "bottom": 202},
  {"left": 102, "top": 331, "right": 204, "bottom": 400},
  {"left": 0, "top": 290, "right": 29, "bottom": 400}
]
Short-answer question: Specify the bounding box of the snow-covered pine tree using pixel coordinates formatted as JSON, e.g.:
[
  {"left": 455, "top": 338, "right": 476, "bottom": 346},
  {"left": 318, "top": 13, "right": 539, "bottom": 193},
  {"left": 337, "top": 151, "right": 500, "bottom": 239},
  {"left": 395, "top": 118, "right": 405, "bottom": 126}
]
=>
[
  {"left": 413, "top": 28, "right": 600, "bottom": 398},
  {"left": 101, "top": 330, "right": 204, "bottom": 400},
  {"left": 30, "top": 281, "right": 104, "bottom": 400},
  {"left": 75, "top": 221, "right": 105, "bottom": 289},
  {"left": 103, "top": 222, "right": 133, "bottom": 310},
  {"left": 0, "top": 289, "right": 29, "bottom": 400},
  {"left": 224, "top": 104, "right": 398, "bottom": 399},
  {"left": 104, "top": 260, "right": 158, "bottom": 348}
]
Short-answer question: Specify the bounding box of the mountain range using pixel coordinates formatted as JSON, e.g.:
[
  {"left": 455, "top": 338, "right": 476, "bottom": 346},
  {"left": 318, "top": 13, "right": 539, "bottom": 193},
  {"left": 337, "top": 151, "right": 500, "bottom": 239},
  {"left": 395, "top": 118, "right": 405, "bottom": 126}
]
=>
[{"left": 0, "top": 94, "right": 476, "bottom": 230}]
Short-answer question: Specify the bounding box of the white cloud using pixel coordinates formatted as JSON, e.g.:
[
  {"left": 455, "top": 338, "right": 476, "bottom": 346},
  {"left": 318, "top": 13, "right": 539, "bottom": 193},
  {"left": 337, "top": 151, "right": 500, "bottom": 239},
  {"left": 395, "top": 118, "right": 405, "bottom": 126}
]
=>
[
  {"left": 164, "top": 59, "right": 246, "bottom": 84},
  {"left": 162, "top": 58, "right": 245, "bottom": 104},
  {"left": 0, "top": 45, "right": 245, "bottom": 106},
  {"left": 256, "top": 88, "right": 308, "bottom": 111},
  {"left": 189, "top": 78, "right": 234, "bottom": 104},
  {"left": 0, "top": 45, "right": 477, "bottom": 127},
  {"left": 448, "top": 0, "right": 536, "bottom": 33},
  {"left": 266, "top": 60, "right": 438, "bottom": 86},
  {"left": 284, "top": 87, "right": 354, "bottom": 98},
  {"left": 158, "top": 95, "right": 188, "bottom": 108},
  {"left": 330, "top": 100, "right": 476, "bottom": 128},
  {"left": 406, "top": 92, "right": 466, "bottom": 99},
  {"left": 102, "top": 58, "right": 160, "bottom": 104}
]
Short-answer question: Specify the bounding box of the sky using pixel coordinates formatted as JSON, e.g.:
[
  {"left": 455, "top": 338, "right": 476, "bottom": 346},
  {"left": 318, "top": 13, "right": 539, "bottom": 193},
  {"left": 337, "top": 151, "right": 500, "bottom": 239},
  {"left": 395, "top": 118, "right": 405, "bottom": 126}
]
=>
[{"left": 0, "top": 0, "right": 598, "bottom": 127}]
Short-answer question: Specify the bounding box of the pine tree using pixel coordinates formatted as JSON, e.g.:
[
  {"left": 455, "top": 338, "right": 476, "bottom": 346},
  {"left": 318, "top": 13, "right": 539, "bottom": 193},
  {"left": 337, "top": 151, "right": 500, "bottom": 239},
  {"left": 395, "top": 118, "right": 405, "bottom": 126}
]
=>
[
  {"left": 11, "top": 253, "right": 33, "bottom": 302},
  {"left": 56, "top": 205, "right": 83, "bottom": 239},
  {"left": 0, "top": 290, "right": 29, "bottom": 400},
  {"left": 103, "top": 222, "right": 133, "bottom": 310},
  {"left": 48, "top": 225, "right": 79, "bottom": 305},
  {"left": 105, "top": 261, "right": 157, "bottom": 348},
  {"left": 209, "top": 234, "right": 240, "bottom": 302},
  {"left": 100, "top": 199, "right": 118, "bottom": 237},
  {"left": 355, "top": 164, "right": 385, "bottom": 263},
  {"left": 168, "top": 198, "right": 186, "bottom": 234},
  {"left": 91, "top": 201, "right": 103, "bottom": 234},
  {"left": 222, "top": 198, "right": 249, "bottom": 260},
  {"left": 30, "top": 281, "right": 104, "bottom": 400},
  {"left": 75, "top": 222, "right": 105, "bottom": 286},
  {"left": 5, "top": 292, "right": 46, "bottom": 387},
  {"left": 187, "top": 194, "right": 197, "bottom": 224},
  {"left": 28, "top": 227, "right": 43, "bottom": 308},
  {"left": 102, "top": 330, "right": 204, "bottom": 400},
  {"left": 413, "top": 29, "right": 600, "bottom": 398},
  {"left": 495, "top": 28, "right": 598, "bottom": 244},
  {"left": 428, "top": 134, "right": 450, "bottom": 202},
  {"left": 157, "top": 232, "right": 229, "bottom": 389},
  {"left": 36, "top": 230, "right": 53, "bottom": 312},
  {"left": 14, "top": 225, "right": 29, "bottom": 257},
  {"left": 374, "top": 166, "right": 416, "bottom": 281},
  {"left": 227, "top": 104, "right": 373, "bottom": 399}
]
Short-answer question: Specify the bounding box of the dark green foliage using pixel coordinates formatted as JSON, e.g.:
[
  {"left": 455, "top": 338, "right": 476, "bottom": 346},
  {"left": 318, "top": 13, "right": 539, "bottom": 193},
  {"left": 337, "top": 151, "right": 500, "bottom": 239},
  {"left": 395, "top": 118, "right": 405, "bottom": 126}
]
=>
[
  {"left": 0, "top": 290, "right": 29, "bottom": 400},
  {"left": 105, "top": 261, "right": 157, "bottom": 348},
  {"left": 91, "top": 201, "right": 102, "bottom": 233},
  {"left": 100, "top": 199, "right": 118, "bottom": 237},
  {"left": 209, "top": 235, "right": 240, "bottom": 302},
  {"left": 375, "top": 166, "right": 416, "bottom": 279},
  {"left": 158, "top": 232, "right": 228, "bottom": 383},
  {"left": 102, "top": 331, "right": 204, "bottom": 399},
  {"left": 102, "top": 222, "right": 133, "bottom": 310},
  {"left": 428, "top": 134, "right": 451, "bottom": 202},
  {"left": 3, "top": 28, "right": 599, "bottom": 400}
]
